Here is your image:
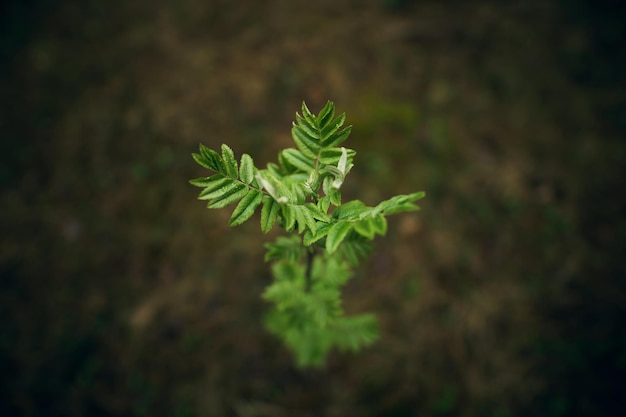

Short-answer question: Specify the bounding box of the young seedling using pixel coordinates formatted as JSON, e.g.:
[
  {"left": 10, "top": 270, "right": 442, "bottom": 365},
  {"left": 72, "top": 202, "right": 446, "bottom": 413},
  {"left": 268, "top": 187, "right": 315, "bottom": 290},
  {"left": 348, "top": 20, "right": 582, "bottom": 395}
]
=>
[{"left": 190, "top": 101, "right": 424, "bottom": 367}]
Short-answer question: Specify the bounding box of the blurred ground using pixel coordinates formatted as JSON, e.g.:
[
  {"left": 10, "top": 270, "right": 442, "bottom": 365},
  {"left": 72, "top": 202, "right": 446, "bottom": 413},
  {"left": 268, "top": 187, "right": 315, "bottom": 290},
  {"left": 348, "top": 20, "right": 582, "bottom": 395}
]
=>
[{"left": 1, "top": 0, "right": 625, "bottom": 416}]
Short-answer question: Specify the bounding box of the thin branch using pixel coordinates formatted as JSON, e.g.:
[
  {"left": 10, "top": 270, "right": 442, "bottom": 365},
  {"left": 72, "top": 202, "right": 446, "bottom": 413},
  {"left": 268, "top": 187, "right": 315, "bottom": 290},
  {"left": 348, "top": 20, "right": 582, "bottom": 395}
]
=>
[{"left": 305, "top": 248, "right": 315, "bottom": 292}]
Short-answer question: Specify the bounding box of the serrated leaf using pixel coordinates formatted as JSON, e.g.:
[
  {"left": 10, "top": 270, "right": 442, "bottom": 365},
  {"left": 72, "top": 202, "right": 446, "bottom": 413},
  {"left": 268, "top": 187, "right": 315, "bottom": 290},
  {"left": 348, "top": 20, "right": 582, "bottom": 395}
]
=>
[
  {"left": 322, "top": 176, "right": 332, "bottom": 195},
  {"left": 278, "top": 152, "right": 298, "bottom": 174},
  {"left": 303, "top": 222, "right": 332, "bottom": 246},
  {"left": 333, "top": 314, "right": 379, "bottom": 352},
  {"left": 291, "top": 125, "right": 320, "bottom": 158},
  {"left": 221, "top": 144, "right": 238, "bottom": 178},
  {"left": 192, "top": 152, "right": 212, "bottom": 170},
  {"left": 332, "top": 200, "right": 368, "bottom": 220},
  {"left": 289, "top": 180, "right": 307, "bottom": 204},
  {"left": 372, "top": 214, "right": 387, "bottom": 235},
  {"left": 375, "top": 191, "right": 426, "bottom": 215},
  {"left": 326, "top": 220, "right": 352, "bottom": 254},
  {"left": 266, "top": 162, "right": 283, "bottom": 177},
  {"left": 317, "top": 101, "right": 335, "bottom": 128},
  {"left": 322, "top": 125, "right": 352, "bottom": 148},
  {"left": 282, "top": 148, "right": 315, "bottom": 172},
  {"left": 265, "top": 236, "right": 305, "bottom": 263},
  {"left": 206, "top": 183, "right": 248, "bottom": 208},
  {"left": 321, "top": 113, "right": 345, "bottom": 140},
  {"left": 304, "top": 203, "right": 331, "bottom": 222},
  {"left": 229, "top": 189, "right": 263, "bottom": 226},
  {"left": 295, "top": 114, "right": 320, "bottom": 139},
  {"left": 293, "top": 205, "right": 316, "bottom": 234},
  {"left": 256, "top": 170, "right": 294, "bottom": 203},
  {"left": 261, "top": 195, "right": 280, "bottom": 233},
  {"left": 329, "top": 189, "right": 341, "bottom": 206},
  {"left": 353, "top": 218, "right": 376, "bottom": 239},
  {"left": 318, "top": 195, "right": 331, "bottom": 214},
  {"left": 197, "top": 177, "right": 234, "bottom": 200},
  {"left": 340, "top": 238, "right": 373, "bottom": 266},
  {"left": 199, "top": 145, "right": 223, "bottom": 171},
  {"left": 301, "top": 102, "right": 317, "bottom": 127},
  {"left": 282, "top": 204, "right": 296, "bottom": 232},
  {"left": 318, "top": 147, "right": 355, "bottom": 165},
  {"left": 189, "top": 174, "right": 223, "bottom": 187},
  {"left": 240, "top": 153, "right": 255, "bottom": 184}
]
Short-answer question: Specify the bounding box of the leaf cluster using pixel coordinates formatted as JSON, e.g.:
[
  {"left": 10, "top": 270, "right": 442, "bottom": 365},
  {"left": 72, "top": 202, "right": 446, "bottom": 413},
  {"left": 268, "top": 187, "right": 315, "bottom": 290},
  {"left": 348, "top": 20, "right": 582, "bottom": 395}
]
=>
[
  {"left": 190, "top": 101, "right": 424, "bottom": 251},
  {"left": 190, "top": 101, "right": 425, "bottom": 367}
]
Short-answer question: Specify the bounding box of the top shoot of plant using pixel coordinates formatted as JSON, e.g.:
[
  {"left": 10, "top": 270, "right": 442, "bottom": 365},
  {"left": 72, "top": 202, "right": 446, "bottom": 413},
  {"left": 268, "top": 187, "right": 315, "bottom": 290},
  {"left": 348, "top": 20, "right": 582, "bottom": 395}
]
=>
[{"left": 190, "top": 101, "right": 424, "bottom": 367}]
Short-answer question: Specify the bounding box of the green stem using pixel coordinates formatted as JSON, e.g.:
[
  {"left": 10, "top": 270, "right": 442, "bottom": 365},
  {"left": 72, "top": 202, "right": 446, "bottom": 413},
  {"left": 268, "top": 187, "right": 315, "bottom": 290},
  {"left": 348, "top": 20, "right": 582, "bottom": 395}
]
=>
[{"left": 305, "top": 247, "right": 315, "bottom": 292}]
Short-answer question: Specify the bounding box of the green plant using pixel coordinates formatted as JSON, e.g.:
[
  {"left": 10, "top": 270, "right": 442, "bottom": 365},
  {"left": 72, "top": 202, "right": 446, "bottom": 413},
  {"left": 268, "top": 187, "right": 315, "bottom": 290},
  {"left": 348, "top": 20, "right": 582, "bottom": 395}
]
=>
[{"left": 190, "top": 101, "right": 424, "bottom": 367}]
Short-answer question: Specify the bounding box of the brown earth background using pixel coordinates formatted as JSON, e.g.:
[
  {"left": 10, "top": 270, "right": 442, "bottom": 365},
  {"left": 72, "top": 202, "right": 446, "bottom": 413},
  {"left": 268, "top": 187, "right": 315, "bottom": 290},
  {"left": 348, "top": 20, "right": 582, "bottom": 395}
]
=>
[{"left": 1, "top": 0, "right": 625, "bottom": 416}]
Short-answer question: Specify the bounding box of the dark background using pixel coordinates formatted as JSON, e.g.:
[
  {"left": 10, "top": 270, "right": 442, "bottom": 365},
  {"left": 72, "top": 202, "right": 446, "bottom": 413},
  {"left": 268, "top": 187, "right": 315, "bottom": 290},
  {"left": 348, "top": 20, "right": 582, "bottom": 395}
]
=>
[{"left": 1, "top": 1, "right": 625, "bottom": 416}]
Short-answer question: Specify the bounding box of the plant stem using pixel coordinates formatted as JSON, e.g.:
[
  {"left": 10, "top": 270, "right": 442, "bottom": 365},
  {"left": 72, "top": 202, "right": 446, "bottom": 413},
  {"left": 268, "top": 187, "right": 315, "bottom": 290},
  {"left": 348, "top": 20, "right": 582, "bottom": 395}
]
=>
[{"left": 305, "top": 248, "right": 314, "bottom": 292}]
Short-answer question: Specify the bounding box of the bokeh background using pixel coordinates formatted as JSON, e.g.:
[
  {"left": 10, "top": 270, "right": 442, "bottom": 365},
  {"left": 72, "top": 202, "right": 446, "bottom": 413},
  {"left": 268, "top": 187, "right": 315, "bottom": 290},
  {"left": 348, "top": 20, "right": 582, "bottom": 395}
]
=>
[{"left": 2, "top": 0, "right": 625, "bottom": 416}]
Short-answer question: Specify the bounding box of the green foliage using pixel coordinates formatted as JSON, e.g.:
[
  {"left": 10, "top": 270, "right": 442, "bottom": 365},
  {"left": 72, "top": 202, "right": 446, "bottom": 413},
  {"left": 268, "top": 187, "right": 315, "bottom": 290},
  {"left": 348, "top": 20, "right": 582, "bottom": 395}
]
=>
[{"left": 190, "top": 101, "right": 424, "bottom": 367}]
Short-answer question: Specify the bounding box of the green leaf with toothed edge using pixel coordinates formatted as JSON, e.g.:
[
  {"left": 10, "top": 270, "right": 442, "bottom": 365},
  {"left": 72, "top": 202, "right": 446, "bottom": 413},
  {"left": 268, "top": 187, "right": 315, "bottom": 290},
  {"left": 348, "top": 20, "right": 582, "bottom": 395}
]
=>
[
  {"left": 192, "top": 152, "right": 212, "bottom": 170},
  {"left": 221, "top": 144, "right": 238, "bottom": 179},
  {"left": 239, "top": 153, "right": 255, "bottom": 185},
  {"left": 291, "top": 125, "right": 320, "bottom": 159},
  {"left": 374, "top": 191, "right": 426, "bottom": 215},
  {"left": 260, "top": 195, "right": 280, "bottom": 233},
  {"left": 197, "top": 178, "right": 236, "bottom": 200},
  {"left": 301, "top": 102, "right": 317, "bottom": 127},
  {"left": 317, "top": 101, "right": 335, "bottom": 127},
  {"left": 199, "top": 145, "right": 223, "bottom": 171},
  {"left": 303, "top": 222, "right": 332, "bottom": 246},
  {"left": 326, "top": 220, "right": 352, "bottom": 254},
  {"left": 321, "top": 113, "right": 346, "bottom": 140},
  {"left": 282, "top": 204, "right": 296, "bottom": 232},
  {"left": 318, "top": 147, "right": 355, "bottom": 165},
  {"left": 229, "top": 189, "right": 263, "bottom": 226},
  {"left": 322, "top": 125, "right": 352, "bottom": 148},
  {"left": 281, "top": 148, "right": 315, "bottom": 172},
  {"left": 353, "top": 218, "right": 376, "bottom": 239},
  {"left": 206, "top": 183, "right": 248, "bottom": 209},
  {"left": 295, "top": 113, "right": 320, "bottom": 139},
  {"left": 293, "top": 205, "right": 317, "bottom": 234},
  {"left": 189, "top": 174, "right": 224, "bottom": 188}
]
